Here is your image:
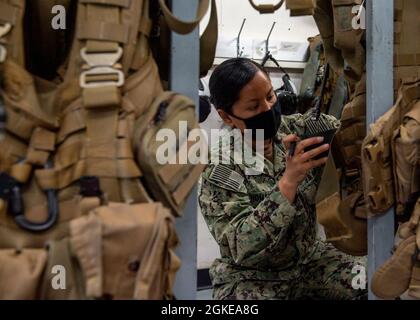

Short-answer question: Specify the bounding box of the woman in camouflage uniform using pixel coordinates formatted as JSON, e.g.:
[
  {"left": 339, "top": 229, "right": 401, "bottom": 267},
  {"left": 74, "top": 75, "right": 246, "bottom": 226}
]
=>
[{"left": 199, "top": 58, "right": 367, "bottom": 300}]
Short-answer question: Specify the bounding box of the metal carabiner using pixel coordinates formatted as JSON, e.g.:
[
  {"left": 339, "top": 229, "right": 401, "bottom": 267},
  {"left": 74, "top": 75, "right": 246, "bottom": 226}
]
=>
[{"left": 7, "top": 159, "right": 59, "bottom": 233}]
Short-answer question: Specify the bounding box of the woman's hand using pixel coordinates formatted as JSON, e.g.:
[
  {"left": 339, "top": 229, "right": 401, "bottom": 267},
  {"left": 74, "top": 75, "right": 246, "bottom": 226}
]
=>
[{"left": 279, "top": 134, "right": 329, "bottom": 203}]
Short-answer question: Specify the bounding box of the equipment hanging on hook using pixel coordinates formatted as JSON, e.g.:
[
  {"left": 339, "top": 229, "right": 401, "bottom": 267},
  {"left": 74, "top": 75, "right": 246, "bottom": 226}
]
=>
[
  {"left": 261, "top": 22, "right": 286, "bottom": 73},
  {"left": 248, "top": 0, "right": 285, "bottom": 14},
  {"left": 260, "top": 22, "right": 298, "bottom": 116},
  {"left": 261, "top": 22, "right": 296, "bottom": 94}
]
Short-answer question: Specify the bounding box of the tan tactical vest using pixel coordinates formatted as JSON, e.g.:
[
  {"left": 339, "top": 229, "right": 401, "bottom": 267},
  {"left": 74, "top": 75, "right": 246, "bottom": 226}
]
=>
[
  {"left": 367, "top": 78, "right": 419, "bottom": 301},
  {"left": 0, "top": 0, "right": 207, "bottom": 299}
]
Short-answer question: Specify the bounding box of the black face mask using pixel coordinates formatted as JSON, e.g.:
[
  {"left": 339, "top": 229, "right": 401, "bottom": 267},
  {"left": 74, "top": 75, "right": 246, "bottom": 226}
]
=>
[{"left": 228, "top": 98, "right": 282, "bottom": 140}]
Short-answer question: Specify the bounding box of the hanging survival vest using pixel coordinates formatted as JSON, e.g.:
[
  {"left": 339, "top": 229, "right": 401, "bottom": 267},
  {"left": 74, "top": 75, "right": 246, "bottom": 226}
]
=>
[{"left": 0, "top": 0, "right": 208, "bottom": 299}]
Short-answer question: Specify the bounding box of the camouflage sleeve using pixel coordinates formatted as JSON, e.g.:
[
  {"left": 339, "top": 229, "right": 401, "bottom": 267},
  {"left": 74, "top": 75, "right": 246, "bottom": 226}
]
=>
[{"left": 199, "top": 164, "right": 307, "bottom": 268}]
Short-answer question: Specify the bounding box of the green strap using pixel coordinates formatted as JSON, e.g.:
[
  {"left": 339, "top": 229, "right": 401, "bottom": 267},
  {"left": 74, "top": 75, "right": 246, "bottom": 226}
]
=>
[{"left": 199, "top": 0, "right": 218, "bottom": 77}]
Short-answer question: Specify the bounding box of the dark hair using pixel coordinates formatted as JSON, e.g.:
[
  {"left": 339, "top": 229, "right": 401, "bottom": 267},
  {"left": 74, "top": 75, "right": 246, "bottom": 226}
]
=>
[{"left": 209, "top": 58, "right": 268, "bottom": 113}]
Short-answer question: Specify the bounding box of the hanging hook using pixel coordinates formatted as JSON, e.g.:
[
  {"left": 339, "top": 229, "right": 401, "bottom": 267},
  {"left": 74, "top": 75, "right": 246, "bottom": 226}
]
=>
[
  {"left": 357, "top": 0, "right": 365, "bottom": 20},
  {"left": 261, "top": 22, "right": 288, "bottom": 74},
  {"left": 265, "top": 22, "right": 276, "bottom": 54},
  {"left": 236, "top": 18, "right": 246, "bottom": 57}
]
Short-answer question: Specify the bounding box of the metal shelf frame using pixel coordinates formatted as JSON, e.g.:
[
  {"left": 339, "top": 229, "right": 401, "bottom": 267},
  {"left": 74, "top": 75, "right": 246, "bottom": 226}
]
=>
[
  {"left": 366, "top": 0, "right": 395, "bottom": 300},
  {"left": 169, "top": 0, "right": 200, "bottom": 300}
]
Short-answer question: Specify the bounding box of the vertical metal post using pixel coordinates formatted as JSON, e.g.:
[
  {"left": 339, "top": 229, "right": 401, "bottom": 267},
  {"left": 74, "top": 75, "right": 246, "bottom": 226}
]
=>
[
  {"left": 366, "top": 0, "right": 395, "bottom": 300},
  {"left": 169, "top": 0, "right": 200, "bottom": 300}
]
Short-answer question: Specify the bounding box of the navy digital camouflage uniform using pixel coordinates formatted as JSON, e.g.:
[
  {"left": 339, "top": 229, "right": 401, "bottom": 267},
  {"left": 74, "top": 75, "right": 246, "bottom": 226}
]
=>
[{"left": 198, "top": 112, "right": 367, "bottom": 300}]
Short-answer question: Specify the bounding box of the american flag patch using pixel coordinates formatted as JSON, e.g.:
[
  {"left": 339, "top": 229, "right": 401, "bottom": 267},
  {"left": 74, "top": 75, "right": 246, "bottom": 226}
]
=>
[{"left": 209, "top": 165, "right": 244, "bottom": 192}]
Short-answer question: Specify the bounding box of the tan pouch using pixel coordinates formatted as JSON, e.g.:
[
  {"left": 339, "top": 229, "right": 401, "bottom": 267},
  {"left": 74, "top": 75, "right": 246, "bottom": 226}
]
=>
[
  {"left": 133, "top": 91, "right": 206, "bottom": 216},
  {"left": 70, "top": 202, "right": 180, "bottom": 300},
  {"left": 124, "top": 53, "right": 164, "bottom": 118},
  {"left": 362, "top": 117, "right": 395, "bottom": 214},
  {"left": 392, "top": 101, "right": 420, "bottom": 214},
  {"left": 371, "top": 235, "right": 416, "bottom": 300},
  {"left": 0, "top": 248, "right": 47, "bottom": 299}
]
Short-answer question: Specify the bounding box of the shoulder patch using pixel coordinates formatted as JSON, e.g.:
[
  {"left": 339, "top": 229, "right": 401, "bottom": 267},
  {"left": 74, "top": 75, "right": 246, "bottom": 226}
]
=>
[{"left": 208, "top": 165, "right": 245, "bottom": 192}]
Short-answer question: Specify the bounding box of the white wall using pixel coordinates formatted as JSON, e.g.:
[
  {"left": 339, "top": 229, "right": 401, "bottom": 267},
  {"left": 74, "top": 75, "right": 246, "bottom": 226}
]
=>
[
  {"left": 197, "top": 0, "right": 321, "bottom": 270},
  {"left": 201, "top": 0, "right": 319, "bottom": 62}
]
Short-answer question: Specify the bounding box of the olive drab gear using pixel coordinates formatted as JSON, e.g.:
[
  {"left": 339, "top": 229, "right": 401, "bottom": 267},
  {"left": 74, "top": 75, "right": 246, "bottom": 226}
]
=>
[
  {"left": 298, "top": 35, "right": 349, "bottom": 117},
  {"left": 298, "top": 36, "right": 324, "bottom": 112},
  {"left": 0, "top": 0, "right": 206, "bottom": 299},
  {"left": 312, "top": 0, "right": 365, "bottom": 85}
]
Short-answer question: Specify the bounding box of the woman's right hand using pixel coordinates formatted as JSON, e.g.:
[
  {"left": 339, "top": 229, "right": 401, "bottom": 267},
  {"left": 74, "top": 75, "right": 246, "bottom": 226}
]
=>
[{"left": 279, "top": 134, "right": 330, "bottom": 203}]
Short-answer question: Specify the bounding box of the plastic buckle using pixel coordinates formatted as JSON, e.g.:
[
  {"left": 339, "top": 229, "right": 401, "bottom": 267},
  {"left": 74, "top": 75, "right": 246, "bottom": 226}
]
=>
[
  {"left": 80, "top": 66, "right": 124, "bottom": 88},
  {"left": 79, "top": 47, "right": 125, "bottom": 88},
  {"left": 80, "top": 47, "right": 123, "bottom": 67}
]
